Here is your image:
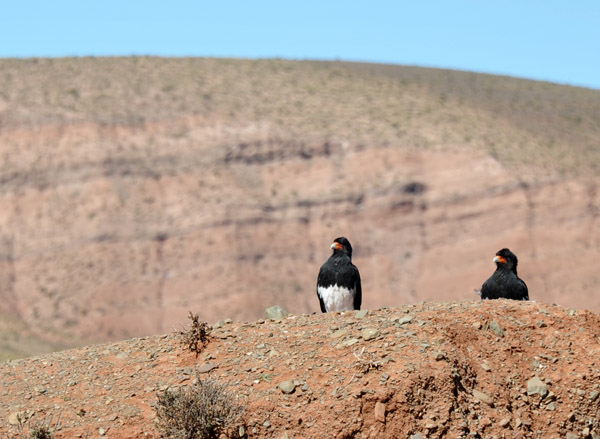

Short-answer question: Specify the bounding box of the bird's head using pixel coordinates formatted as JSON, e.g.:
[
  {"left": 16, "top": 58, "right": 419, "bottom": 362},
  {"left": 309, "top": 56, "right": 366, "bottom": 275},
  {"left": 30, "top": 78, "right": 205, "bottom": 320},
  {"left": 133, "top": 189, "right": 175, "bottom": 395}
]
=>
[
  {"left": 493, "top": 248, "right": 518, "bottom": 268},
  {"left": 331, "top": 237, "right": 353, "bottom": 258}
]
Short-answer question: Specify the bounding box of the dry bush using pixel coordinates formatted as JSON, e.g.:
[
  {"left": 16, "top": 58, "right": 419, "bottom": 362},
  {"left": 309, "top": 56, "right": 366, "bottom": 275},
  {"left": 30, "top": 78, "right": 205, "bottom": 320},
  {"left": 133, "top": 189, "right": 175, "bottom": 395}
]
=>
[
  {"left": 29, "top": 425, "right": 54, "bottom": 439},
  {"left": 176, "top": 312, "right": 211, "bottom": 357},
  {"left": 5, "top": 412, "right": 57, "bottom": 439},
  {"left": 155, "top": 377, "right": 244, "bottom": 439}
]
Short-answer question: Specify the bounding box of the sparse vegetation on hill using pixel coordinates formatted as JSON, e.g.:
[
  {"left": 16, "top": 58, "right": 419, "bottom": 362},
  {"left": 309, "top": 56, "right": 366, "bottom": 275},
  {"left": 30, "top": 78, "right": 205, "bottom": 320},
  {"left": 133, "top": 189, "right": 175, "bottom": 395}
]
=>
[
  {"left": 1, "top": 58, "right": 598, "bottom": 175},
  {"left": 176, "top": 312, "right": 211, "bottom": 358}
]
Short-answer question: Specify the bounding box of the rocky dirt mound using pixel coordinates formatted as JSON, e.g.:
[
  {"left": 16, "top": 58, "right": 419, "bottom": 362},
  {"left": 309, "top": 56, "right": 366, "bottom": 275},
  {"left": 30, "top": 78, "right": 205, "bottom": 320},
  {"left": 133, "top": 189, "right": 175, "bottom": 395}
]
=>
[{"left": 2, "top": 300, "right": 600, "bottom": 438}]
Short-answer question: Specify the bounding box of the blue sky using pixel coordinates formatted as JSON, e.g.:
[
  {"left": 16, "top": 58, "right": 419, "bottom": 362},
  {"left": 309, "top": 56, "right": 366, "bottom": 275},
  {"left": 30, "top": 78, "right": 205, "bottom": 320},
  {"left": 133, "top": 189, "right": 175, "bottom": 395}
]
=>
[{"left": 2, "top": 1, "right": 599, "bottom": 89}]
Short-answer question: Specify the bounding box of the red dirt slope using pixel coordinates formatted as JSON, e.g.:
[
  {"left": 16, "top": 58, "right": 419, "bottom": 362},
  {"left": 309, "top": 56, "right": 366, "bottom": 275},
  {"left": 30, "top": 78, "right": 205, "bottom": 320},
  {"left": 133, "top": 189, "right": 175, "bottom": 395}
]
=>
[{"left": 2, "top": 300, "right": 600, "bottom": 438}]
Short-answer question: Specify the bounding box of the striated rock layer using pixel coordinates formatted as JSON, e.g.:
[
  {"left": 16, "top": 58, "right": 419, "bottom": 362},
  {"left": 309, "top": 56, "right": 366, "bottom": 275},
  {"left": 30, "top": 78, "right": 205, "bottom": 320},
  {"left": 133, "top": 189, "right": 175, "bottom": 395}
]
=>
[{"left": 1, "top": 120, "right": 599, "bottom": 347}]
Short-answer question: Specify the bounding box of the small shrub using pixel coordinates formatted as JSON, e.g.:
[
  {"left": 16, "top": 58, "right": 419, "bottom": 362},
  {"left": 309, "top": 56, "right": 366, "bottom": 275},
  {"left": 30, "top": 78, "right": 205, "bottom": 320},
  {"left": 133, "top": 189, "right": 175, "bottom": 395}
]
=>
[
  {"left": 176, "top": 312, "right": 211, "bottom": 357},
  {"left": 6, "top": 414, "right": 56, "bottom": 439},
  {"left": 29, "top": 425, "right": 54, "bottom": 439},
  {"left": 155, "top": 377, "right": 244, "bottom": 439}
]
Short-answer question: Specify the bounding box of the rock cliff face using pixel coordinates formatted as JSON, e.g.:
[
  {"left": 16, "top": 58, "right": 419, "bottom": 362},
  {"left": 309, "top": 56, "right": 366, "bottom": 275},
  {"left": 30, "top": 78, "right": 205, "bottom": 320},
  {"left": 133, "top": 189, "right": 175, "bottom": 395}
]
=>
[
  {"left": 0, "top": 58, "right": 599, "bottom": 351},
  {"left": 1, "top": 120, "right": 599, "bottom": 347}
]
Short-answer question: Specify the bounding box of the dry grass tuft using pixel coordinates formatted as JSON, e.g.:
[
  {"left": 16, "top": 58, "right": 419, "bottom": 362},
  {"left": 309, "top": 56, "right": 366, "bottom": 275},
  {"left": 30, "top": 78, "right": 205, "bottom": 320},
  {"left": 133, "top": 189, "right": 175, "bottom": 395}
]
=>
[
  {"left": 5, "top": 412, "right": 58, "bottom": 439},
  {"left": 29, "top": 425, "right": 54, "bottom": 439}
]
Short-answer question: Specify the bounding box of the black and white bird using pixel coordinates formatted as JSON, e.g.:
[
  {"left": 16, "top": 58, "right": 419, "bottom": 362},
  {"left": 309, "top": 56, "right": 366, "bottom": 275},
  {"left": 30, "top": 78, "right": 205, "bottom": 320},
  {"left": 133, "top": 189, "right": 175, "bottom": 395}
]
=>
[
  {"left": 316, "top": 237, "right": 362, "bottom": 312},
  {"left": 480, "top": 248, "right": 529, "bottom": 300}
]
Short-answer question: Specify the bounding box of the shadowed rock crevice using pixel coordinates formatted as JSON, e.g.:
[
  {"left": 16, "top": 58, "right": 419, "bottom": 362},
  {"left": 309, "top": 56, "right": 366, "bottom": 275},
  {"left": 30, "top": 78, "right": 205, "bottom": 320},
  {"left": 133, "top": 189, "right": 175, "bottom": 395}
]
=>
[{"left": 223, "top": 139, "right": 339, "bottom": 165}]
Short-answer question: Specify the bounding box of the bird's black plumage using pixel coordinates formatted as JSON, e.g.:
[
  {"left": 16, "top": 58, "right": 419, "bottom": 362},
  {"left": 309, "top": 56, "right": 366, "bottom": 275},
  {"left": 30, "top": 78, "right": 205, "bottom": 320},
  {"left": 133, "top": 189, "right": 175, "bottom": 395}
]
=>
[
  {"left": 316, "top": 237, "right": 362, "bottom": 312},
  {"left": 480, "top": 248, "right": 529, "bottom": 300}
]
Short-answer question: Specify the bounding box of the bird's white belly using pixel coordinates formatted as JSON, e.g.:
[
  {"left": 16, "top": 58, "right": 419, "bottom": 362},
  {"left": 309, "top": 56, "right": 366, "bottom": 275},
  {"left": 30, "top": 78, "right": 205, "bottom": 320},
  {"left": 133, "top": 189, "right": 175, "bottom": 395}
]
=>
[{"left": 318, "top": 284, "right": 355, "bottom": 312}]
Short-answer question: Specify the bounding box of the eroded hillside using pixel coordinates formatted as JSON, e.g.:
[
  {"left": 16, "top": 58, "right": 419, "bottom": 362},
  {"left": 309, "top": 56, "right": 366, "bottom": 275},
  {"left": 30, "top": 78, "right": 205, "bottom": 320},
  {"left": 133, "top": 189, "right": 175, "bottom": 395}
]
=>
[{"left": 0, "top": 58, "right": 599, "bottom": 356}]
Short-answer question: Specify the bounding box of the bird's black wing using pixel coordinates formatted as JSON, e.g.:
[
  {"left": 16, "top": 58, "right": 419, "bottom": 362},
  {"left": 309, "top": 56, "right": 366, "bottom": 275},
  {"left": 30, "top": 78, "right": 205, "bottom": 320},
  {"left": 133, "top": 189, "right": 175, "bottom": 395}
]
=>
[
  {"left": 316, "top": 265, "right": 328, "bottom": 313},
  {"left": 480, "top": 275, "right": 498, "bottom": 300},
  {"left": 317, "top": 292, "right": 327, "bottom": 313},
  {"left": 353, "top": 264, "right": 362, "bottom": 310},
  {"left": 517, "top": 278, "right": 529, "bottom": 301}
]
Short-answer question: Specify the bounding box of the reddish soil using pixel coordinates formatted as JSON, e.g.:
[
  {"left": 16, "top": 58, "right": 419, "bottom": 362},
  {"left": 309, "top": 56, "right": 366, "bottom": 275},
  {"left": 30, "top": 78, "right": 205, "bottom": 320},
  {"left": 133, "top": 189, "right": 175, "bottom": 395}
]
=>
[{"left": 2, "top": 300, "right": 600, "bottom": 438}]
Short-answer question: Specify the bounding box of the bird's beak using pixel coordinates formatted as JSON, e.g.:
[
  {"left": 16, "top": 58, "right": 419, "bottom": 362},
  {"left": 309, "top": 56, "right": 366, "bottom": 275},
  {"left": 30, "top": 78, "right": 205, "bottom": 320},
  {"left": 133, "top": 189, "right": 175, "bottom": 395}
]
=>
[
  {"left": 494, "top": 255, "right": 507, "bottom": 264},
  {"left": 331, "top": 242, "right": 343, "bottom": 250}
]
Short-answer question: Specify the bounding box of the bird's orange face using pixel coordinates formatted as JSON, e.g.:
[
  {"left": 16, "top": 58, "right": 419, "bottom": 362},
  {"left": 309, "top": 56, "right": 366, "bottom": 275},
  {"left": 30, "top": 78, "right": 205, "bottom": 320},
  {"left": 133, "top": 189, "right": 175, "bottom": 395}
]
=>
[
  {"left": 494, "top": 255, "right": 507, "bottom": 264},
  {"left": 331, "top": 241, "right": 343, "bottom": 251}
]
